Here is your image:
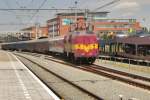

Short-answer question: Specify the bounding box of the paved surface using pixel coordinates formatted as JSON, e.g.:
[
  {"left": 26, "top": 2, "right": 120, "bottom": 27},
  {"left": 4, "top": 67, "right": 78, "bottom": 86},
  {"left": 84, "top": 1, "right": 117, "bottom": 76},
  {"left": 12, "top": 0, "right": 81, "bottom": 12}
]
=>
[
  {"left": 0, "top": 51, "right": 59, "bottom": 100},
  {"left": 16, "top": 52, "right": 150, "bottom": 100}
]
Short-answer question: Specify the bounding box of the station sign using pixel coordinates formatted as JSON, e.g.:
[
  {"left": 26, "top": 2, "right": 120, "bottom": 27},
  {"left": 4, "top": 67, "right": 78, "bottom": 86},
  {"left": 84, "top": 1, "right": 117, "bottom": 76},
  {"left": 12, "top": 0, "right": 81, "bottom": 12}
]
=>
[{"left": 62, "top": 19, "right": 73, "bottom": 25}]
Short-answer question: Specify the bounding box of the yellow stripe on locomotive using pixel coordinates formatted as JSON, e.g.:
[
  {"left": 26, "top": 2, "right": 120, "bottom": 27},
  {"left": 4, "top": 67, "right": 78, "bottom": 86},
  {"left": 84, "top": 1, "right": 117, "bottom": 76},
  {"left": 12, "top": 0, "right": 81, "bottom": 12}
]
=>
[{"left": 73, "top": 43, "right": 98, "bottom": 52}]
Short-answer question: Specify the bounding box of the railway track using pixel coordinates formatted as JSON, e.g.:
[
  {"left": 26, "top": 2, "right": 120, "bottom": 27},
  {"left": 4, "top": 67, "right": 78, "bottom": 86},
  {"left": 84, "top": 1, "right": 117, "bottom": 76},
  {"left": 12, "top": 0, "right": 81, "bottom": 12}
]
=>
[
  {"left": 80, "top": 65, "right": 150, "bottom": 90},
  {"left": 16, "top": 52, "right": 150, "bottom": 91},
  {"left": 16, "top": 53, "right": 102, "bottom": 100},
  {"left": 90, "top": 64, "right": 150, "bottom": 82},
  {"left": 26, "top": 52, "right": 150, "bottom": 90}
]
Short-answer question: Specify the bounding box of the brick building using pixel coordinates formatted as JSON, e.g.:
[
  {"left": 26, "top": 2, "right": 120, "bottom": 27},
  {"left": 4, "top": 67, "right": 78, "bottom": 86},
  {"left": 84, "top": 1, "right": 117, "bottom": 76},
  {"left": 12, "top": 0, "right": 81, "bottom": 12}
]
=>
[
  {"left": 47, "top": 13, "right": 85, "bottom": 38},
  {"left": 0, "top": 31, "right": 31, "bottom": 42},
  {"left": 47, "top": 12, "right": 108, "bottom": 38},
  {"left": 47, "top": 12, "right": 142, "bottom": 38},
  {"left": 22, "top": 26, "right": 48, "bottom": 39},
  {"left": 93, "top": 18, "right": 142, "bottom": 37}
]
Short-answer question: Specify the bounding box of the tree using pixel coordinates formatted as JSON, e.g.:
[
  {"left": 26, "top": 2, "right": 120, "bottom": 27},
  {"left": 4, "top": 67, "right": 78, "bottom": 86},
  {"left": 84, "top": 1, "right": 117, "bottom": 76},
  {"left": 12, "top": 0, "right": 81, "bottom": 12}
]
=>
[{"left": 142, "top": 27, "right": 148, "bottom": 33}]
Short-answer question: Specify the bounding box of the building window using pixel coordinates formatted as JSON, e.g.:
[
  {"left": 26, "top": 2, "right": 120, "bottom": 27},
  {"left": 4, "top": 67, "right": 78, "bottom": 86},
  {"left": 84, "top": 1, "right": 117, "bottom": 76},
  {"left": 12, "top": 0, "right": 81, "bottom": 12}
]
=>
[{"left": 95, "top": 24, "right": 130, "bottom": 28}]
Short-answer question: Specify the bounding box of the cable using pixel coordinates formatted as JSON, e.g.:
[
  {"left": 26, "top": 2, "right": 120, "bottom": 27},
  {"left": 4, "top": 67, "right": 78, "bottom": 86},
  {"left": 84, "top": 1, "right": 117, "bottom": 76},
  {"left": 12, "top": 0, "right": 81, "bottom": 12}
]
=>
[
  {"left": 15, "top": 0, "right": 21, "bottom": 7},
  {"left": 29, "top": 0, "right": 48, "bottom": 21},
  {"left": 26, "top": 0, "right": 34, "bottom": 7},
  {"left": 2, "top": 0, "right": 23, "bottom": 26},
  {"left": 93, "top": 0, "right": 120, "bottom": 11},
  {"left": 23, "top": 0, "right": 48, "bottom": 28},
  {"left": 0, "top": 23, "right": 29, "bottom": 25}
]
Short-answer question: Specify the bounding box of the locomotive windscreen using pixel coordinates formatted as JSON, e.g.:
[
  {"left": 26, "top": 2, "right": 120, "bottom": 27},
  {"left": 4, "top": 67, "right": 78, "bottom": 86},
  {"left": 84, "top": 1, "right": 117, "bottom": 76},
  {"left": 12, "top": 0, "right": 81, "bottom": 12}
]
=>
[{"left": 73, "top": 35, "right": 97, "bottom": 44}]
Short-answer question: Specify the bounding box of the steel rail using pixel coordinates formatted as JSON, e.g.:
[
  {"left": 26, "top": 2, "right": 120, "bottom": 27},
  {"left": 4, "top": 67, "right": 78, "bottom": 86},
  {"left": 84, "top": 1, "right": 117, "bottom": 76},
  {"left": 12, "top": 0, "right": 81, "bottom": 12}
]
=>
[
  {"left": 81, "top": 65, "right": 150, "bottom": 91},
  {"left": 17, "top": 52, "right": 150, "bottom": 91},
  {"left": 92, "top": 64, "right": 150, "bottom": 82},
  {"left": 16, "top": 53, "right": 103, "bottom": 100}
]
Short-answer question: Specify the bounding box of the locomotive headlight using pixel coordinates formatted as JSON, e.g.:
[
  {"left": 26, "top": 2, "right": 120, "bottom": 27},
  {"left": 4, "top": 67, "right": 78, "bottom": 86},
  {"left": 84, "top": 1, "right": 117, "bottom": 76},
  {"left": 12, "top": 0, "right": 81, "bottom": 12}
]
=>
[
  {"left": 89, "top": 53, "right": 92, "bottom": 55},
  {"left": 81, "top": 53, "right": 85, "bottom": 55}
]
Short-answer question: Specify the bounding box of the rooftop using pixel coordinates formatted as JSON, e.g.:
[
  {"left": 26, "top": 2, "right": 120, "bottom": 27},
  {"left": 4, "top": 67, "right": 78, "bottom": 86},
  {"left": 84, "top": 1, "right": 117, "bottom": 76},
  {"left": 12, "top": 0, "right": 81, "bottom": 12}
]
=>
[
  {"left": 56, "top": 12, "right": 109, "bottom": 16},
  {"left": 116, "top": 36, "right": 150, "bottom": 45}
]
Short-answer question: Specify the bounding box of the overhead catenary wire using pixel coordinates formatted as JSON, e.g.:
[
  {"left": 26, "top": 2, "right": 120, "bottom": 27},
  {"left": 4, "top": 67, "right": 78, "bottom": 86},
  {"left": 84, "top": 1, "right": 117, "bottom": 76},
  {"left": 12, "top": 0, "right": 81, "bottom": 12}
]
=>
[
  {"left": 15, "top": 0, "right": 21, "bottom": 8},
  {"left": 1, "top": 0, "right": 49, "bottom": 29},
  {"left": 0, "top": 0, "right": 121, "bottom": 30},
  {"left": 92, "top": 0, "right": 120, "bottom": 11},
  {"left": 15, "top": 0, "right": 34, "bottom": 8},
  {"left": 2, "top": 0, "right": 24, "bottom": 30},
  {"left": 29, "top": 0, "right": 48, "bottom": 21}
]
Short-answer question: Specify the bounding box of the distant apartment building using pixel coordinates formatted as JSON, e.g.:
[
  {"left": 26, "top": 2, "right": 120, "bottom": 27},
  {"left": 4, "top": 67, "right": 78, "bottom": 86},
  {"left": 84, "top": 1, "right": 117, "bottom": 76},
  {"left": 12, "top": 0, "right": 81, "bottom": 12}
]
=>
[
  {"left": 0, "top": 31, "right": 31, "bottom": 42},
  {"left": 47, "top": 12, "right": 142, "bottom": 38},
  {"left": 21, "top": 26, "right": 48, "bottom": 39},
  {"left": 93, "top": 18, "right": 142, "bottom": 37}
]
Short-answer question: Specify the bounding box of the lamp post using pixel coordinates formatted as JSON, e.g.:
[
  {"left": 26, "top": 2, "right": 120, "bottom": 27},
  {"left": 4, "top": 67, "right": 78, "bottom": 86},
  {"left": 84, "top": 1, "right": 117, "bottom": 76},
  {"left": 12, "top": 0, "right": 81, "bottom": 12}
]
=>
[{"left": 35, "top": 22, "right": 40, "bottom": 39}]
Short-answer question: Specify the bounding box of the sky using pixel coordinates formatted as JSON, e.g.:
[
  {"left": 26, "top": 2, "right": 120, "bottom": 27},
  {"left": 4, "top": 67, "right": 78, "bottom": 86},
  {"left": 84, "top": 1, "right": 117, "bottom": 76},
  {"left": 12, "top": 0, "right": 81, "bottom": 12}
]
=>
[{"left": 0, "top": 0, "right": 149, "bottom": 31}]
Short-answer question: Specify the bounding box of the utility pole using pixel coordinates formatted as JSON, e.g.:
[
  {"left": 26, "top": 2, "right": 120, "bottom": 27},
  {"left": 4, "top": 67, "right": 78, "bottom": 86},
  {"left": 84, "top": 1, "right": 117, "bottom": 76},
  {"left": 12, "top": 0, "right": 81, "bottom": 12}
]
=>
[
  {"left": 52, "top": 22, "right": 55, "bottom": 38},
  {"left": 75, "top": 1, "right": 78, "bottom": 23},
  {"left": 35, "top": 22, "right": 40, "bottom": 39},
  {"left": 86, "top": 0, "right": 120, "bottom": 31}
]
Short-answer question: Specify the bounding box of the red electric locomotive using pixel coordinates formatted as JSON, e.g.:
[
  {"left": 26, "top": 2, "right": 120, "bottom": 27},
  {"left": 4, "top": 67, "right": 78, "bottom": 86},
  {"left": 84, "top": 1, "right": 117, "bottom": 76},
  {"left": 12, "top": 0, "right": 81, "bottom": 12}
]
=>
[{"left": 64, "top": 32, "right": 99, "bottom": 64}]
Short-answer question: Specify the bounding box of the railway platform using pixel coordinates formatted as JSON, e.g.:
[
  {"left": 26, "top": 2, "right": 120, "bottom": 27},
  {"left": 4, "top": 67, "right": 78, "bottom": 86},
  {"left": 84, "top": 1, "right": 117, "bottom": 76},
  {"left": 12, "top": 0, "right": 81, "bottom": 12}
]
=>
[
  {"left": 96, "top": 56, "right": 150, "bottom": 79},
  {"left": 0, "top": 50, "right": 60, "bottom": 100}
]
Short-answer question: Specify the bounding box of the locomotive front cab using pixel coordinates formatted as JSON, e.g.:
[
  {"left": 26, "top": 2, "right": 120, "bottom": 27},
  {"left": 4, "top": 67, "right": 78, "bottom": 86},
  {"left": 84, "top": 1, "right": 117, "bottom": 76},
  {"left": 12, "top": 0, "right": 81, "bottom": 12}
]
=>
[{"left": 73, "top": 32, "right": 99, "bottom": 64}]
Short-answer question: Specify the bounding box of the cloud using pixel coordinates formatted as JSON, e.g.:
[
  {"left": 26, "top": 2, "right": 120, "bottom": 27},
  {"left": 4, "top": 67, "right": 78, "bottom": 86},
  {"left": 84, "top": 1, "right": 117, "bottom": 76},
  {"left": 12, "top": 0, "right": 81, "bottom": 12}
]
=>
[
  {"left": 121, "top": 12, "right": 135, "bottom": 17},
  {"left": 114, "top": 1, "right": 140, "bottom": 11},
  {"left": 139, "top": 0, "right": 150, "bottom": 5},
  {"left": 109, "top": 1, "right": 141, "bottom": 18}
]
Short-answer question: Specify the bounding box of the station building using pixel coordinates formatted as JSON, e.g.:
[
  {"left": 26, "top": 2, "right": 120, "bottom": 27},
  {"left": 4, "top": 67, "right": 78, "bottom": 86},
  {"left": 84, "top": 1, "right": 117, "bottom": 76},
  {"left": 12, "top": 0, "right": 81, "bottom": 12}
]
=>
[
  {"left": 47, "top": 12, "right": 108, "bottom": 38},
  {"left": 47, "top": 12, "right": 142, "bottom": 38},
  {"left": 47, "top": 13, "right": 85, "bottom": 38}
]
